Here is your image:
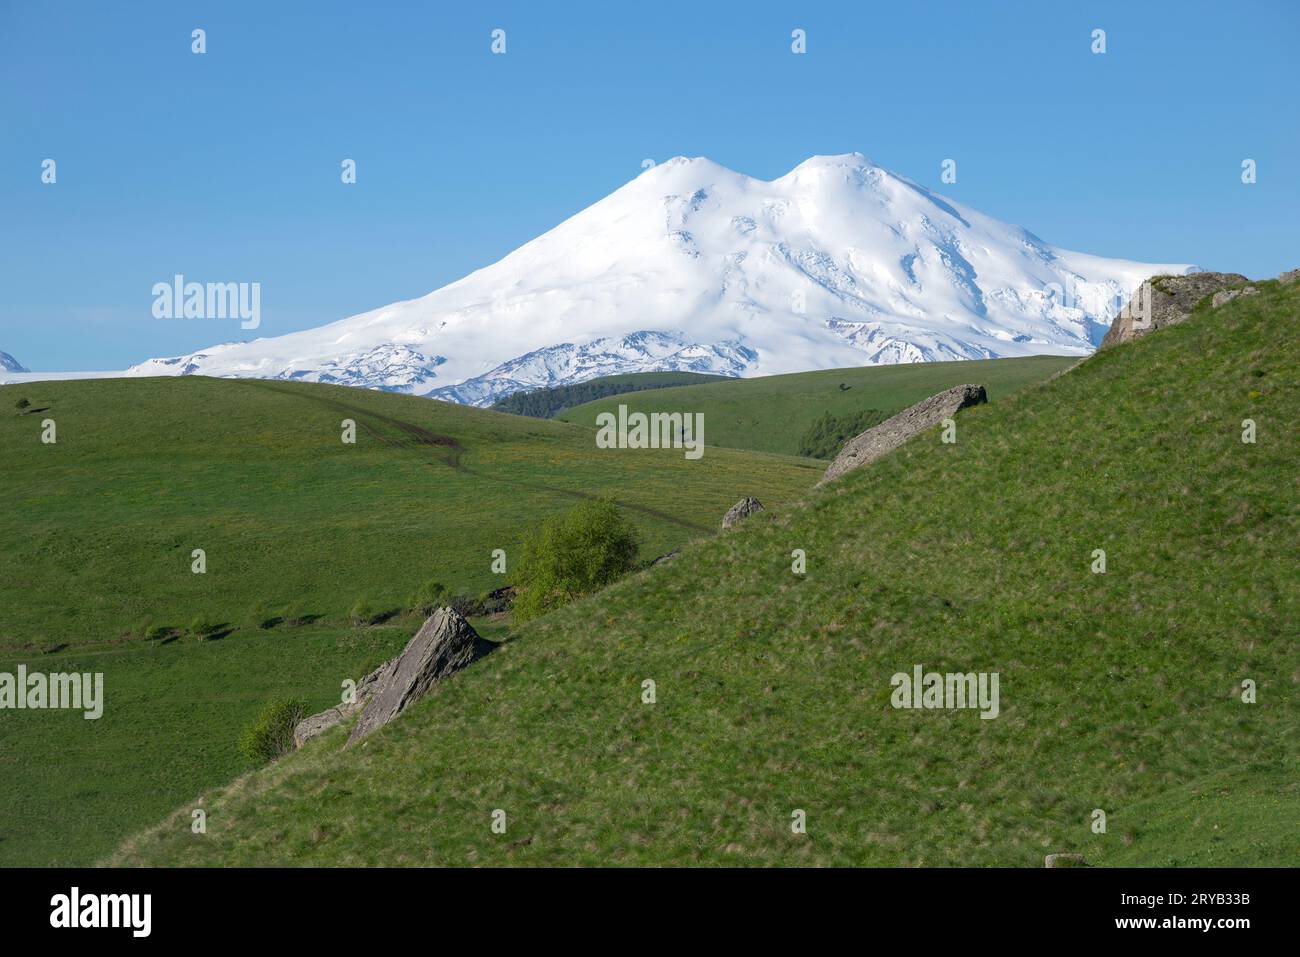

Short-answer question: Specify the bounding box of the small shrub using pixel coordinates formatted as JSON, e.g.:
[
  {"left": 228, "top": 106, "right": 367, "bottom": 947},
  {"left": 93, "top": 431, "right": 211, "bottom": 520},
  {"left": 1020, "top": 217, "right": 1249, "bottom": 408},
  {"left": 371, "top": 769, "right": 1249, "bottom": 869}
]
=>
[
  {"left": 349, "top": 598, "right": 379, "bottom": 627},
  {"left": 15, "top": 398, "right": 30, "bottom": 410},
  {"left": 238, "top": 698, "right": 307, "bottom": 763},
  {"left": 513, "top": 498, "right": 639, "bottom": 623},
  {"left": 189, "top": 616, "right": 216, "bottom": 640},
  {"left": 143, "top": 624, "right": 172, "bottom": 641},
  {"left": 408, "top": 579, "right": 448, "bottom": 616}
]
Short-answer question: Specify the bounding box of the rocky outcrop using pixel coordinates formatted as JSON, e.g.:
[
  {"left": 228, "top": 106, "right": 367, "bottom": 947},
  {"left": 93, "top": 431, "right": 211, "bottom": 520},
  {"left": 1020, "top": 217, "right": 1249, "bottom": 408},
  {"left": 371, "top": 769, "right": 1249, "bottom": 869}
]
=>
[
  {"left": 1211, "top": 286, "right": 1259, "bottom": 308},
  {"left": 721, "top": 497, "right": 764, "bottom": 530},
  {"left": 1276, "top": 268, "right": 1298, "bottom": 285},
  {"left": 1099, "top": 272, "right": 1248, "bottom": 347},
  {"left": 1044, "top": 853, "right": 1088, "bottom": 868},
  {"left": 345, "top": 607, "right": 494, "bottom": 746},
  {"left": 294, "top": 660, "right": 391, "bottom": 748},
  {"left": 818, "top": 384, "right": 986, "bottom": 486}
]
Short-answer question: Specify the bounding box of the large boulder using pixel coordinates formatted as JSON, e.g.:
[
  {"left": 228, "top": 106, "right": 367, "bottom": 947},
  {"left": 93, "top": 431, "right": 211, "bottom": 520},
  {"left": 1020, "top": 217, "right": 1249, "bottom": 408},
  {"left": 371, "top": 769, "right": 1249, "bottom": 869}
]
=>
[
  {"left": 293, "top": 661, "right": 391, "bottom": 748},
  {"left": 1099, "top": 272, "right": 1248, "bottom": 348},
  {"left": 818, "top": 384, "right": 986, "bottom": 486},
  {"left": 721, "top": 496, "right": 764, "bottom": 530},
  {"left": 1276, "top": 268, "right": 1299, "bottom": 285},
  {"left": 345, "top": 607, "right": 494, "bottom": 746}
]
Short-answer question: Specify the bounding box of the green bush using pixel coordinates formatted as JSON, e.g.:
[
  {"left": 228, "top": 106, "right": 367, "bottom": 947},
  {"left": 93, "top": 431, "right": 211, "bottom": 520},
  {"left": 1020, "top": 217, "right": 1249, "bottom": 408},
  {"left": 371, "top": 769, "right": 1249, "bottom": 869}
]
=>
[
  {"left": 408, "top": 579, "right": 448, "bottom": 616},
  {"left": 349, "top": 598, "right": 379, "bottom": 626},
  {"left": 238, "top": 699, "right": 307, "bottom": 763},
  {"left": 797, "top": 408, "right": 888, "bottom": 459},
  {"left": 189, "top": 615, "right": 216, "bottom": 640},
  {"left": 513, "top": 498, "right": 639, "bottom": 623},
  {"left": 15, "top": 398, "right": 30, "bottom": 410},
  {"left": 142, "top": 624, "right": 171, "bottom": 641}
]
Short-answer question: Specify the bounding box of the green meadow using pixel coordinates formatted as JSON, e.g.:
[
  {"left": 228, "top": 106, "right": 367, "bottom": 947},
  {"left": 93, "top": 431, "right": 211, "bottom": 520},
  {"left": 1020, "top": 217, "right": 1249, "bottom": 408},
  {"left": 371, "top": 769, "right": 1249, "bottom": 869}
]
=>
[
  {"left": 0, "top": 375, "right": 818, "bottom": 865},
  {"left": 106, "top": 282, "right": 1297, "bottom": 867},
  {"left": 559, "top": 354, "right": 1077, "bottom": 456}
]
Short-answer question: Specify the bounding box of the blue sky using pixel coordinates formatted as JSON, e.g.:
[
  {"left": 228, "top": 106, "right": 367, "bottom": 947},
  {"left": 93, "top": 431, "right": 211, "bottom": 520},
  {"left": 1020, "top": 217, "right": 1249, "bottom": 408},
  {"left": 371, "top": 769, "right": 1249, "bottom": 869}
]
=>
[{"left": 1, "top": 0, "right": 1296, "bottom": 370}]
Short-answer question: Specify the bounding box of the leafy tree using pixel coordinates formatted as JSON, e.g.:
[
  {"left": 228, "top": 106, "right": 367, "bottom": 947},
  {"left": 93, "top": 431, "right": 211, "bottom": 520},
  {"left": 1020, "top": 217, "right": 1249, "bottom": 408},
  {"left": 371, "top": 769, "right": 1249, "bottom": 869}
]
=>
[{"left": 513, "top": 498, "right": 640, "bottom": 622}]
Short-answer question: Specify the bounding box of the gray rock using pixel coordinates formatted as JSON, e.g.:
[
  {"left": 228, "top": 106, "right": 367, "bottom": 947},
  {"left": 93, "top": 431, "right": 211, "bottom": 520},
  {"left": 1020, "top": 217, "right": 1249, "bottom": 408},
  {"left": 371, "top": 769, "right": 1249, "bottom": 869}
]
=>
[
  {"left": 1211, "top": 285, "right": 1258, "bottom": 308},
  {"left": 1100, "top": 272, "right": 1249, "bottom": 347},
  {"left": 345, "top": 607, "right": 493, "bottom": 746},
  {"left": 293, "top": 660, "right": 391, "bottom": 748},
  {"left": 1044, "top": 853, "right": 1088, "bottom": 868},
  {"left": 1277, "top": 268, "right": 1299, "bottom": 285},
  {"left": 721, "top": 497, "right": 764, "bottom": 530},
  {"left": 818, "top": 384, "right": 986, "bottom": 486}
]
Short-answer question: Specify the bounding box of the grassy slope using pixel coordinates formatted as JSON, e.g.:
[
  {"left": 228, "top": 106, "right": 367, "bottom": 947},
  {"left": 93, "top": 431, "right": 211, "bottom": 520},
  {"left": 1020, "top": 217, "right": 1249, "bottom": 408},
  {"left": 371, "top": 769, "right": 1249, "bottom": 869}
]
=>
[
  {"left": 0, "top": 376, "right": 817, "bottom": 653},
  {"left": 558, "top": 355, "right": 1076, "bottom": 456},
  {"left": 0, "top": 377, "right": 817, "bottom": 866},
  {"left": 111, "top": 283, "right": 1297, "bottom": 867}
]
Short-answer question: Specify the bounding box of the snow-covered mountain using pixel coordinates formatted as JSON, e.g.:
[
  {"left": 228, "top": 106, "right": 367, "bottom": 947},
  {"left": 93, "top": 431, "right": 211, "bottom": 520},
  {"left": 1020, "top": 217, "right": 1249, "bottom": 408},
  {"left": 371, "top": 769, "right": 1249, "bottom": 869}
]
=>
[
  {"left": 0, "top": 351, "right": 28, "bottom": 373},
  {"left": 127, "top": 153, "right": 1194, "bottom": 405}
]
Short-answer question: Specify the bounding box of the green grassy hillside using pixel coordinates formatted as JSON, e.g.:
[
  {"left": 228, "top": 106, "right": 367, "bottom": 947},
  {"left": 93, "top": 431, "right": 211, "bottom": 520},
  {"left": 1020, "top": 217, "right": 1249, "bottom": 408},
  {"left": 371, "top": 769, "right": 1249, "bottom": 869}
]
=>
[
  {"left": 558, "top": 354, "right": 1075, "bottom": 456},
  {"left": 0, "top": 376, "right": 817, "bottom": 654},
  {"left": 111, "top": 283, "right": 1297, "bottom": 867},
  {"left": 0, "top": 377, "right": 817, "bottom": 866}
]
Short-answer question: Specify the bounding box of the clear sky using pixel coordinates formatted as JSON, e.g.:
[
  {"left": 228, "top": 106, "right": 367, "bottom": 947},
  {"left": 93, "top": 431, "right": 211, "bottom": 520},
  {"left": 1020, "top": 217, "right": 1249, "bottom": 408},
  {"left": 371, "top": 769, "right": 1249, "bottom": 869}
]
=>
[{"left": 1, "top": 0, "right": 1296, "bottom": 370}]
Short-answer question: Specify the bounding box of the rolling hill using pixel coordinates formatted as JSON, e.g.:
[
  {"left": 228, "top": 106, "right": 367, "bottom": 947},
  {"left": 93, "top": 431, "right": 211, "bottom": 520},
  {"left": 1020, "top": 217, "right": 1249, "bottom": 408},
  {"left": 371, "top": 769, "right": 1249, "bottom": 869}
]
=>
[
  {"left": 559, "top": 354, "right": 1075, "bottom": 457},
  {"left": 0, "top": 376, "right": 817, "bottom": 865},
  {"left": 108, "top": 277, "right": 1297, "bottom": 866}
]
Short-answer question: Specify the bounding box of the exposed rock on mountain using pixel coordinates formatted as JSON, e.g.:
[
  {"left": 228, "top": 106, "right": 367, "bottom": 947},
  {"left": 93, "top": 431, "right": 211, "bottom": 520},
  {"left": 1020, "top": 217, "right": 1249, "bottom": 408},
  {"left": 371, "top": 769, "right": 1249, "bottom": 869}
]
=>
[
  {"left": 0, "top": 351, "right": 28, "bottom": 373},
  {"left": 1099, "top": 272, "right": 1248, "bottom": 347},
  {"left": 428, "top": 331, "right": 750, "bottom": 405},
  {"left": 1211, "top": 286, "right": 1259, "bottom": 308},
  {"left": 346, "top": 608, "right": 494, "bottom": 746},
  {"left": 721, "top": 496, "right": 764, "bottom": 529},
  {"left": 819, "top": 384, "right": 987, "bottom": 485}
]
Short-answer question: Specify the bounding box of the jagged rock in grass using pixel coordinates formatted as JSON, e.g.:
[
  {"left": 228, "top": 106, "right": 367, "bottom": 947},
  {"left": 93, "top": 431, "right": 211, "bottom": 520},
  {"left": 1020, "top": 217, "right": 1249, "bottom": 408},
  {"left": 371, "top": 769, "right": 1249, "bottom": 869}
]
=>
[
  {"left": 1211, "top": 285, "right": 1258, "bottom": 308},
  {"left": 1100, "top": 272, "right": 1249, "bottom": 347},
  {"left": 1044, "top": 853, "right": 1088, "bottom": 868},
  {"left": 650, "top": 549, "right": 681, "bottom": 566},
  {"left": 721, "top": 497, "right": 764, "bottom": 530},
  {"left": 294, "top": 660, "right": 391, "bottom": 748},
  {"left": 1277, "top": 268, "right": 1300, "bottom": 285},
  {"left": 818, "top": 384, "right": 986, "bottom": 486},
  {"left": 345, "top": 607, "right": 494, "bottom": 746}
]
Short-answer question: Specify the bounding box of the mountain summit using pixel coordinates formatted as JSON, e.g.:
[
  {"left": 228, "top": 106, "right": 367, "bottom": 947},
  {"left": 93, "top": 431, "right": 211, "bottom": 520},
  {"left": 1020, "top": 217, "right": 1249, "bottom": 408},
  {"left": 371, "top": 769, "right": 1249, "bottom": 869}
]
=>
[{"left": 128, "top": 154, "right": 1193, "bottom": 404}]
